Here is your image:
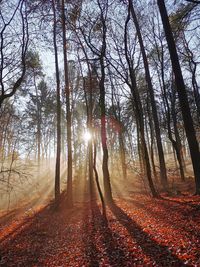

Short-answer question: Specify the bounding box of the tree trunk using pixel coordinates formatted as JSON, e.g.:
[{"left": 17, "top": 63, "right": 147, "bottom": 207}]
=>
[
  {"left": 170, "top": 94, "right": 186, "bottom": 173},
  {"left": 93, "top": 135, "right": 107, "bottom": 221},
  {"left": 146, "top": 100, "right": 158, "bottom": 183},
  {"left": 33, "top": 75, "right": 41, "bottom": 165},
  {"left": 99, "top": 4, "right": 113, "bottom": 202},
  {"left": 83, "top": 73, "right": 94, "bottom": 199},
  {"left": 61, "top": 0, "right": 73, "bottom": 207},
  {"left": 52, "top": 0, "right": 61, "bottom": 206},
  {"left": 100, "top": 86, "right": 113, "bottom": 202}
]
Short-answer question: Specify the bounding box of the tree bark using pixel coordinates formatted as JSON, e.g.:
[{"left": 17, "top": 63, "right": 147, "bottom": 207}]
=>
[
  {"left": 99, "top": 2, "right": 113, "bottom": 202},
  {"left": 52, "top": 0, "right": 61, "bottom": 205},
  {"left": 61, "top": 0, "right": 73, "bottom": 207}
]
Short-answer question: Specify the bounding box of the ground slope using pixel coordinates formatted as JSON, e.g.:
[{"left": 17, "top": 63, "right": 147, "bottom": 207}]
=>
[{"left": 0, "top": 194, "right": 200, "bottom": 266}]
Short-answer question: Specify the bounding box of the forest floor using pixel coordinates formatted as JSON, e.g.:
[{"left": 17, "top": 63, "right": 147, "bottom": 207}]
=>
[{"left": 0, "top": 184, "right": 200, "bottom": 267}]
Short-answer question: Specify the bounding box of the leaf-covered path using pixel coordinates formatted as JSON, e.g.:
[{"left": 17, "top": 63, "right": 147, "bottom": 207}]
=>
[{"left": 0, "top": 194, "right": 200, "bottom": 266}]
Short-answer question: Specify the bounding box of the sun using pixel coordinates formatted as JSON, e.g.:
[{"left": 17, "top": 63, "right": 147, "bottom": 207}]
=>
[{"left": 83, "top": 130, "right": 92, "bottom": 142}]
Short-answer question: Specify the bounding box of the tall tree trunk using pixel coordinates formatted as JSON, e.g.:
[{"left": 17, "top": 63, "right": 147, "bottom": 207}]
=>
[
  {"left": 61, "top": 0, "right": 73, "bottom": 207},
  {"left": 166, "top": 88, "right": 186, "bottom": 181},
  {"left": 99, "top": 3, "right": 113, "bottom": 202},
  {"left": 157, "top": 0, "right": 200, "bottom": 194},
  {"left": 170, "top": 91, "right": 186, "bottom": 173},
  {"left": 83, "top": 74, "right": 94, "bottom": 199},
  {"left": 136, "top": 119, "right": 144, "bottom": 173},
  {"left": 129, "top": 0, "right": 168, "bottom": 190},
  {"left": 86, "top": 67, "right": 94, "bottom": 199},
  {"left": 52, "top": 0, "right": 61, "bottom": 205},
  {"left": 146, "top": 99, "right": 158, "bottom": 182},
  {"left": 34, "top": 75, "right": 41, "bottom": 165},
  {"left": 93, "top": 134, "right": 107, "bottom": 221},
  {"left": 99, "top": 61, "right": 113, "bottom": 201}
]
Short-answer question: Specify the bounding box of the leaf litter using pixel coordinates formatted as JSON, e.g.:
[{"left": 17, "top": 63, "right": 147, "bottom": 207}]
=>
[{"left": 0, "top": 194, "right": 200, "bottom": 266}]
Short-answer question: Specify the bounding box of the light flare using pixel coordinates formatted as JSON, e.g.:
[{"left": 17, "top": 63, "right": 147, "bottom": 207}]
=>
[{"left": 83, "top": 130, "right": 92, "bottom": 142}]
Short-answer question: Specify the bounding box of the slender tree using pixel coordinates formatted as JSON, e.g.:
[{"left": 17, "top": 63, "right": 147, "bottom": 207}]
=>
[
  {"left": 52, "top": 0, "right": 61, "bottom": 205},
  {"left": 25, "top": 51, "right": 43, "bottom": 164},
  {"left": 98, "top": 0, "right": 113, "bottom": 202},
  {"left": 61, "top": 0, "right": 73, "bottom": 207}
]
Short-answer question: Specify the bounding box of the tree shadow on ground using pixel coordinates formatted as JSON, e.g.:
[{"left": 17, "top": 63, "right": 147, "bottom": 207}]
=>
[
  {"left": 0, "top": 194, "right": 193, "bottom": 267},
  {"left": 82, "top": 201, "right": 100, "bottom": 267},
  {"left": 161, "top": 196, "right": 200, "bottom": 210},
  {"left": 124, "top": 197, "right": 200, "bottom": 241},
  {"left": 0, "top": 202, "right": 83, "bottom": 266},
  {"left": 109, "top": 201, "right": 185, "bottom": 267},
  {"left": 82, "top": 199, "right": 129, "bottom": 267}
]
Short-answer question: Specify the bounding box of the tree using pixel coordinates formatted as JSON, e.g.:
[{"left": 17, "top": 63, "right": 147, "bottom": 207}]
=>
[
  {"left": 128, "top": 0, "right": 168, "bottom": 190},
  {"left": 25, "top": 51, "right": 44, "bottom": 164},
  {"left": 25, "top": 78, "right": 56, "bottom": 161},
  {"left": 124, "top": 6, "right": 158, "bottom": 197},
  {"left": 80, "top": 0, "right": 113, "bottom": 202},
  {"left": 97, "top": 0, "right": 113, "bottom": 202},
  {"left": 0, "top": 0, "right": 29, "bottom": 107},
  {"left": 61, "top": 0, "right": 73, "bottom": 207},
  {"left": 157, "top": 0, "right": 200, "bottom": 194},
  {"left": 52, "top": 0, "right": 61, "bottom": 205}
]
